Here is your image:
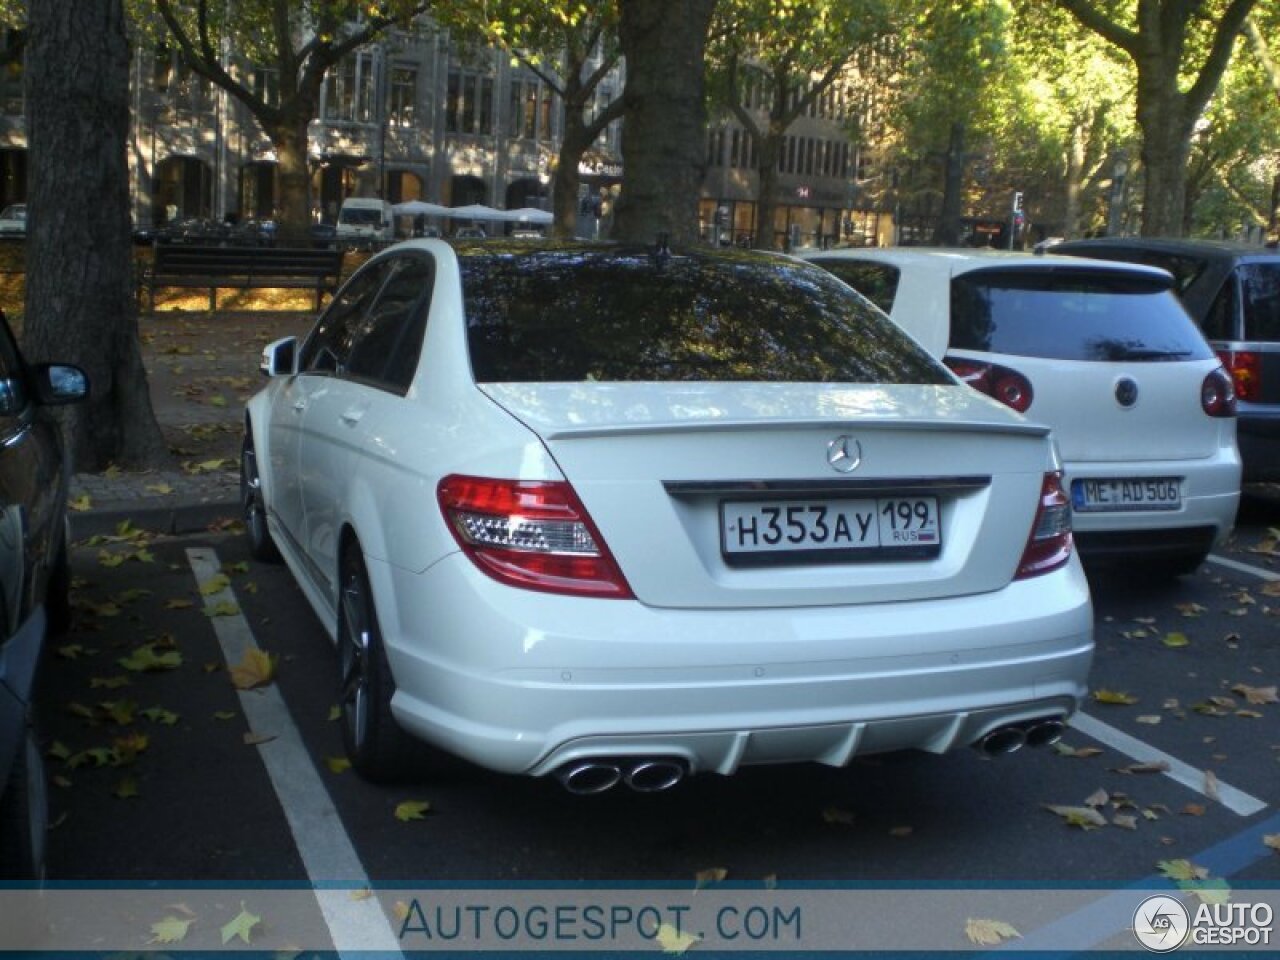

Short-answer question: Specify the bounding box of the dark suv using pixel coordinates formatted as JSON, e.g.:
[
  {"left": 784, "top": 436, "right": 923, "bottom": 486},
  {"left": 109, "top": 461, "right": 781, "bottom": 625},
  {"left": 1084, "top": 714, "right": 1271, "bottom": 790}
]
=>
[
  {"left": 0, "top": 311, "right": 87, "bottom": 881},
  {"left": 1055, "top": 239, "right": 1280, "bottom": 481}
]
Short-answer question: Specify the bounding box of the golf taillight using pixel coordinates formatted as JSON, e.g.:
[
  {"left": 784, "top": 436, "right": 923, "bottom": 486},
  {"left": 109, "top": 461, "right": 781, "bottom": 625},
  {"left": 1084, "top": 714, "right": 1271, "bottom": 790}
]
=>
[
  {"left": 1214, "top": 350, "right": 1257, "bottom": 404},
  {"left": 1015, "top": 472, "right": 1073, "bottom": 580},
  {"left": 437, "top": 475, "right": 633, "bottom": 598},
  {"left": 945, "top": 356, "right": 1035, "bottom": 413},
  {"left": 1201, "top": 365, "right": 1237, "bottom": 418}
]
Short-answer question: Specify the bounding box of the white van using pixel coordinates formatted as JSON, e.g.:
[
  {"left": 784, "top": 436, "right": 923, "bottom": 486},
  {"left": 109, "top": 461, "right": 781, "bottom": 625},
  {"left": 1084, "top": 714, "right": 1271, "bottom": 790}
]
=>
[{"left": 335, "top": 197, "right": 394, "bottom": 249}]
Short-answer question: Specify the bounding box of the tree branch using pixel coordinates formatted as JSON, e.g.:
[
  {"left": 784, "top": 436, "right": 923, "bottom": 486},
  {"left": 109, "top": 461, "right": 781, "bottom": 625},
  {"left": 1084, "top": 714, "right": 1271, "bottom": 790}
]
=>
[
  {"left": 1053, "top": 0, "right": 1139, "bottom": 55},
  {"left": 1184, "top": 0, "right": 1259, "bottom": 118}
]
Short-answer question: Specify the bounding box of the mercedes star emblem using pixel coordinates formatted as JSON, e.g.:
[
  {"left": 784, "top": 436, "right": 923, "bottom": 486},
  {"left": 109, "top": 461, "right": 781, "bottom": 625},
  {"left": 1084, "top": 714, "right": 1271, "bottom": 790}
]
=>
[{"left": 827, "top": 435, "right": 862, "bottom": 473}]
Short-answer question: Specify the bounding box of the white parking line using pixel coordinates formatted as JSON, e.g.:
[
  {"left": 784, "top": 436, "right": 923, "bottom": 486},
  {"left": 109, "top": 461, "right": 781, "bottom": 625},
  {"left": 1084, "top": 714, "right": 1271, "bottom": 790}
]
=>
[
  {"left": 1071, "top": 712, "right": 1267, "bottom": 817},
  {"left": 187, "top": 548, "right": 404, "bottom": 958},
  {"left": 1207, "top": 552, "right": 1280, "bottom": 581}
]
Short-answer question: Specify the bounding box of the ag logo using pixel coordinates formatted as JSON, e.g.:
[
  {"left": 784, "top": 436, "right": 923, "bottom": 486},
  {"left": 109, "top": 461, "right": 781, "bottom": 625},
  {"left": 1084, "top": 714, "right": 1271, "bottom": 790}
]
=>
[{"left": 1133, "top": 895, "right": 1190, "bottom": 952}]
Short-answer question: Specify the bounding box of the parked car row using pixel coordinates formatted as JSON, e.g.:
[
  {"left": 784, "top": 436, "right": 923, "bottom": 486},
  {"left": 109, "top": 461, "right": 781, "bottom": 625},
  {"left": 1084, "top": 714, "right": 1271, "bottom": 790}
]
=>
[
  {"left": 0, "top": 311, "right": 87, "bottom": 882},
  {"left": 132, "top": 216, "right": 278, "bottom": 247}
]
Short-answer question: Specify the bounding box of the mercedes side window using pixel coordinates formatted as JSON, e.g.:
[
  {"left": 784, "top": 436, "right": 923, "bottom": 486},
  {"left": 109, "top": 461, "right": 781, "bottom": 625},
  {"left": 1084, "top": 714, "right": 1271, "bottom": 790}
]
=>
[
  {"left": 344, "top": 255, "right": 434, "bottom": 393},
  {"left": 299, "top": 260, "right": 392, "bottom": 374}
]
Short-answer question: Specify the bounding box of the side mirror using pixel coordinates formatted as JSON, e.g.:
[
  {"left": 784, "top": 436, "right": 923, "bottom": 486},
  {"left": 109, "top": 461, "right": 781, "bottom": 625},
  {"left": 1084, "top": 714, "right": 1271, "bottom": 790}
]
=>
[
  {"left": 31, "top": 363, "right": 89, "bottom": 406},
  {"left": 260, "top": 336, "right": 298, "bottom": 377}
]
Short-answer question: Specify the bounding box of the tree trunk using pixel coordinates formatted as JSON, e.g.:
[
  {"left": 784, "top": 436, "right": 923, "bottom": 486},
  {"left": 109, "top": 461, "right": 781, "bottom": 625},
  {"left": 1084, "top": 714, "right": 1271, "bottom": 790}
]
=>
[
  {"left": 755, "top": 137, "right": 782, "bottom": 250},
  {"left": 1135, "top": 69, "right": 1192, "bottom": 237},
  {"left": 1268, "top": 165, "right": 1280, "bottom": 241},
  {"left": 1064, "top": 120, "right": 1085, "bottom": 239},
  {"left": 933, "top": 122, "right": 966, "bottom": 246},
  {"left": 22, "top": 0, "right": 168, "bottom": 471},
  {"left": 612, "top": 0, "right": 717, "bottom": 246},
  {"left": 265, "top": 111, "right": 315, "bottom": 243},
  {"left": 553, "top": 107, "right": 593, "bottom": 240}
]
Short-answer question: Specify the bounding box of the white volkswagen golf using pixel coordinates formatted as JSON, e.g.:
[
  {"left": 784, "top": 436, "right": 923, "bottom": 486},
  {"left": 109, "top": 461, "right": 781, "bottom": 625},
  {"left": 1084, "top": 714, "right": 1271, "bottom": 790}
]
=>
[
  {"left": 803, "top": 248, "right": 1241, "bottom": 578},
  {"left": 243, "top": 240, "right": 1093, "bottom": 790}
]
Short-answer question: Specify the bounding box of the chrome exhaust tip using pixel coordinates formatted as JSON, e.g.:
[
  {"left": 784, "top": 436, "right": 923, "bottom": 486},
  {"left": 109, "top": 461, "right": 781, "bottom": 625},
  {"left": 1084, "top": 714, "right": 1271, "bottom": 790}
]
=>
[
  {"left": 624, "top": 760, "right": 686, "bottom": 793},
  {"left": 978, "top": 726, "right": 1027, "bottom": 756},
  {"left": 556, "top": 761, "right": 623, "bottom": 795},
  {"left": 1025, "top": 719, "right": 1066, "bottom": 748}
]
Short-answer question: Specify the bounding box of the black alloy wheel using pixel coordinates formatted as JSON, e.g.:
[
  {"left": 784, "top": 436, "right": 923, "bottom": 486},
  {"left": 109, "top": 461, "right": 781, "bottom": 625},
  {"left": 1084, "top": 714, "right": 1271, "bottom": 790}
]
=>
[
  {"left": 240, "top": 431, "right": 280, "bottom": 563},
  {"left": 338, "top": 546, "right": 438, "bottom": 782}
]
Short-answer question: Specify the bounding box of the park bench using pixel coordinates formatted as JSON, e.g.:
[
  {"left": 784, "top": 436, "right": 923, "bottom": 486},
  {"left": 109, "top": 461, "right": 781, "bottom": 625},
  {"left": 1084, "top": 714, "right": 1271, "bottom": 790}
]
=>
[{"left": 141, "top": 244, "right": 345, "bottom": 312}]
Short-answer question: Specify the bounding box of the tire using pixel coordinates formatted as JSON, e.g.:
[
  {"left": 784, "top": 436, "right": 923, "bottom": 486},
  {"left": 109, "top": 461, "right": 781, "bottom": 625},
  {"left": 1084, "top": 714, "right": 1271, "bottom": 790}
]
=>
[
  {"left": 46, "top": 533, "right": 71, "bottom": 636},
  {"left": 241, "top": 431, "right": 280, "bottom": 563},
  {"left": 0, "top": 727, "right": 48, "bottom": 883},
  {"left": 338, "top": 546, "right": 444, "bottom": 783}
]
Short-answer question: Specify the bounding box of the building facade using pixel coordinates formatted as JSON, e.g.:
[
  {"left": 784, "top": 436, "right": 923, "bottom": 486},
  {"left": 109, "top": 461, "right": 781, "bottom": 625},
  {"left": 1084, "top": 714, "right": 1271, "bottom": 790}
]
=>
[{"left": 0, "top": 21, "right": 884, "bottom": 248}]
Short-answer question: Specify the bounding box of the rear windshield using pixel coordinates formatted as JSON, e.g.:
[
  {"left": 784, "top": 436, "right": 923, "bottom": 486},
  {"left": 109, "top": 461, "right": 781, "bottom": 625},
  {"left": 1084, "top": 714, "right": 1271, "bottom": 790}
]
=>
[
  {"left": 951, "top": 269, "right": 1213, "bottom": 362},
  {"left": 1240, "top": 262, "right": 1280, "bottom": 342},
  {"left": 808, "top": 259, "right": 901, "bottom": 313},
  {"left": 461, "top": 249, "right": 951, "bottom": 384}
]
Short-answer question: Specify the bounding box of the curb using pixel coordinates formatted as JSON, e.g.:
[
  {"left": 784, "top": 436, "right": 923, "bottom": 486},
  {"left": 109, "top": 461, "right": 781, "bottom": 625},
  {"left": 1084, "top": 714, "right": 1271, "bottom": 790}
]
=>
[{"left": 69, "top": 498, "right": 240, "bottom": 541}]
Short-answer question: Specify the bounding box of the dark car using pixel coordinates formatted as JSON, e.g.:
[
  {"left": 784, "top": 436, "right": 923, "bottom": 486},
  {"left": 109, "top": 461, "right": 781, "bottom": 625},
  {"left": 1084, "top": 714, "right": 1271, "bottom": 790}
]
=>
[
  {"left": 0, "top": 312, "right": 87, "bottom": 881},
  {"left": 1054, "top": 238, "right": 1280, "bottom": 481}
]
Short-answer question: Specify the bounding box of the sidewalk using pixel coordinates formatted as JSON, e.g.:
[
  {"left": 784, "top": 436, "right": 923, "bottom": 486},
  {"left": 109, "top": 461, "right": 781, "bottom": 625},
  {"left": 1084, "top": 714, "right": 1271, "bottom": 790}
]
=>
[{"left": 67, "top": 309, "right": 315, "bottom": 540}]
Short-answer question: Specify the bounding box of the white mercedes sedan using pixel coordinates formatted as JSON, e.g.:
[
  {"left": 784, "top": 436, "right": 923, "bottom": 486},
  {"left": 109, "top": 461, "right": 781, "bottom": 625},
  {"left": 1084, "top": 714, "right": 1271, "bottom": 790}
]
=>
[{"left": 242, "top": 240, "right": 1093, "bottom": 791}]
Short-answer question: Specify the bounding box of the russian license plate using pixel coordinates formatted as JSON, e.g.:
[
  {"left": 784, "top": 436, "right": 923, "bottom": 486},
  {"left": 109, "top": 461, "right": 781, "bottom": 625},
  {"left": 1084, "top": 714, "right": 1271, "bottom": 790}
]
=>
[
  {"left": 721, "top": 497, "right": 941, "bottom": 563},
  {"left": 1071, "top": 477, "right": 1181, "bottom": 512}
]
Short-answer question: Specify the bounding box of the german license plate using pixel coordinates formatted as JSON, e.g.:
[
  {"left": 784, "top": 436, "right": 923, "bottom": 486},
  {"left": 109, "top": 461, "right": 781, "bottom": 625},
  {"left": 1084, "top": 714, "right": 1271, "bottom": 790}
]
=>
[
  {"left": 721, "top": 497, "right": 941, "bottom": 563},
  {"left": 1071, "top": 477, "right": 1181, "bottom": 512}
]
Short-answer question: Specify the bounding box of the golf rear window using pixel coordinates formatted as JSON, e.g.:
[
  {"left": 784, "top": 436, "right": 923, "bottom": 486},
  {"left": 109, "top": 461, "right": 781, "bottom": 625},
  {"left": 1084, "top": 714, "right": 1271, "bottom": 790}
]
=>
[
  {"left": 950, "top": 269, "right": 1213, "bottom": 362},
  {"left": 462, "top": 249, "right": 951, "bottom": 385}
]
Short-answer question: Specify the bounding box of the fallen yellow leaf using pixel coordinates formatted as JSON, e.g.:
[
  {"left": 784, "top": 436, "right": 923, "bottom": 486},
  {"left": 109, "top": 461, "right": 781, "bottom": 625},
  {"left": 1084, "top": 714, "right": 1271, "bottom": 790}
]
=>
[
  {"left": 694, "top": 867, "right": 727, "bottom": 890},
  {"left": 395, "top": 800, "right": 431, "bottom": 822},
  {"left": 229, "top": 648, "right": 276, "bottom": 690},
  {"left": 1043, "top": 804, "right": 1107, "bottom": 829},
  {"left": 1092, "top": 689, "right": 1138, "bottom": 705},
  {"left": 147, "top": 916, "right": 193, "bottom": 945},
  {"left": 656, "top": 922, "right": 701, "bottom": 956},
  {"left": 965, "top": 918, "right": 1020, "bottom": 946}
]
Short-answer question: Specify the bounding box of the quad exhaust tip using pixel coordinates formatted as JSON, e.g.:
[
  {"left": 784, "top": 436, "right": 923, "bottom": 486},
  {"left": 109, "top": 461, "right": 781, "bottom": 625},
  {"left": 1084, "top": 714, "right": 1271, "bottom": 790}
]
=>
[
  {"left": 556, "top": 758, "right": 687, "bottom": 795},
  {"left": 977, "top": 717, "right": 1068, "bottom": 756}
]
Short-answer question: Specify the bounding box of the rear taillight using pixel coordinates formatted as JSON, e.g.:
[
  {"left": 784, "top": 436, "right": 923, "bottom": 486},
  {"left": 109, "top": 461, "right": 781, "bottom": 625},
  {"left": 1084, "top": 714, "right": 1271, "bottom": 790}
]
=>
[
  {"left": 1015, "top": 472, "right": 1073, "bottom": 580},
  {"left": 944, "top": 356, "right": 1034, "bottom": 413},
  {"left": 1201, "top": 365, "right": 1237, "bottom": 418},
  {"left": 437, "top": 475, "right": 633, "bottom": 599},
  {"left": 1214, "top": 350, "right": 1258, "bottom": 403}
]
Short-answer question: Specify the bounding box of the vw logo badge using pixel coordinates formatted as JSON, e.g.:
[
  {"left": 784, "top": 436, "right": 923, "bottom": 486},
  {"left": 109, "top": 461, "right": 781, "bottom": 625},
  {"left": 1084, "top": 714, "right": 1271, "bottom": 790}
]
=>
[
  {"left": 1115, "top": 377, "right": 1139, "bottom": 408},
  {"left": 827, "top": 435, "right": 862, "bottom": 474}
]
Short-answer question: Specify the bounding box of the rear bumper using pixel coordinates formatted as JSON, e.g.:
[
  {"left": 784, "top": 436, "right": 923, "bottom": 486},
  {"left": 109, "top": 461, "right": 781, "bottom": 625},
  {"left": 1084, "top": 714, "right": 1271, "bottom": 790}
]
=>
[
  {"left": 371, "top": 553, "right": 1094, "bottom": 777},
  {"left": 1062, "top": 449, "right": 1239, "bottom": 554}
]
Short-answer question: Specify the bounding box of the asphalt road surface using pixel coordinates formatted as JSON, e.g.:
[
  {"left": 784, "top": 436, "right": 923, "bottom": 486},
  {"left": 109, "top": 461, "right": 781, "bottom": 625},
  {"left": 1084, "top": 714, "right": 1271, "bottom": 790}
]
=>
[{"left": 30, "top": 492, "right": 1280, "bottom": 955}]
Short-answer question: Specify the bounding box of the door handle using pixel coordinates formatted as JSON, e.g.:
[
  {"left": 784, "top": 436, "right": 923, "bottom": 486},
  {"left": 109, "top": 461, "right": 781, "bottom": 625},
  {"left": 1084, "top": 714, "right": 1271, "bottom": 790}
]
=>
[
  {"left": 292, "top": 400, "right": 307, "bottom": 412},
  {"left": 340, "top": 408, "right": 365, "bottom": 426}
]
